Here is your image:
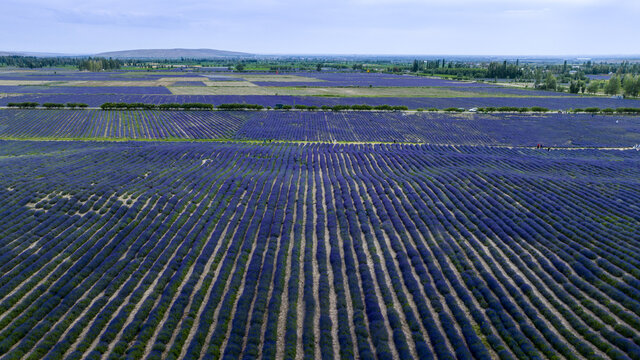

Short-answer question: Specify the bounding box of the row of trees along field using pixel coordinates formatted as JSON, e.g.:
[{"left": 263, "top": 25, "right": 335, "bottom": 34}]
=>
[
  {"left": 0, "top": 56, "right": 122, "bottom": 70},
  {"left": 562, "top": 75, "right": 640, "bottom": 96},
  {"left": 77, "top": 58, "right": 122, "bottom": 71}
]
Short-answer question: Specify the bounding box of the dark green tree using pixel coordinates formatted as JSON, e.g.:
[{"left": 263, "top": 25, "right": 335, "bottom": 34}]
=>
[
  {"left": 605, "top": 76, "right": 621, "bottom": 95},
  {"left": 543, "top": 72, "right": 557, "bottom": 91}
]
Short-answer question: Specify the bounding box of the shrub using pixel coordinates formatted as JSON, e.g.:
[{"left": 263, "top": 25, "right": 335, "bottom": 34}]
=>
[
  {"left": 530, "top": 107, "right": 549, "bottom": 112},
  {"left": 7, "top": 102, "right": 38, "bottom": 108},
  {"left": 42, "top": 103, "right": 65, "bottom": 109}
]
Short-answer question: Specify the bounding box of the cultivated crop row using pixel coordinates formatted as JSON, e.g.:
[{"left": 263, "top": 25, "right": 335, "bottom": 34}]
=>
[
  {"left": 2, "top": 110, "right": 639, "bottom": 147},
  {"left": 3, "top": 94, "right": 640, "bottom": 109},
  {"left": 0, "top": 110, "right": 249, "bottom": 140},
  {"left": 0, "top": 140, "right": 639, "bottom": 359}
]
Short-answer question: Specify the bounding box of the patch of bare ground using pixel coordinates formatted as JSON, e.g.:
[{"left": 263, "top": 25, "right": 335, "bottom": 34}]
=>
[
  {"left": 24, "top": 191, "right": 71, "bottom": 213},
  {"left": 0, "top": 80, "right": 54, "bottom": 86},
  {"left": 0, "top": 93, "right": 23, "bottom": 98},
  {"left": 167, "top": 86, "right": 274, "bottom": 96}
]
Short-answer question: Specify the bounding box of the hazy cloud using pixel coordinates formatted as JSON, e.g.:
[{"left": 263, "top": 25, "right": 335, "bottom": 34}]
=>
[{"left": 0, "top": 0, "right": 637, "bottom": 55}]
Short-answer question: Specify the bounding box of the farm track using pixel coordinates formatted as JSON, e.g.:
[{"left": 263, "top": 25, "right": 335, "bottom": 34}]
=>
[{"left": 0, "top": 120, "right": 639, "bottom": 360}]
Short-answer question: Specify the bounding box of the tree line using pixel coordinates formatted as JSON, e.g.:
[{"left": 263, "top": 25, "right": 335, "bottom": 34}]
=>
[
  {"left": 0, "top": 56, "right": 122, "bottom": 70},
  {"left": 78, "top": 58, "right": 122, "bottom": 71}
]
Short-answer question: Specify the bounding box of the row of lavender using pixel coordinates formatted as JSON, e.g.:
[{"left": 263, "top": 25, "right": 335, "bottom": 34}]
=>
[
  {"left": 265, "top": 72, "right": 500, "bottom": 87},
  {"left": 0, "top": 110, "right": 250, "bottom": 139},
  {"left": 0, "top": 72, "right": 207, "bottom": 81},
  {"left": 235, "top": 111, "right": 640, "bottom": 147},
  {"left": 1, "top": 109, "right": 638, "bottom": 147},
  {"left": 0, "top": 85, "right": 576, "bottom": 97},
  {"left": 2, "top": 94, "right": 639, "bottom": 109},
  {"left": 0, "top": 86, "right": 173, "bottom": 95},
  {"left": 0, "top": 140, "right": 639, "bottom": 359},
  {"left": 0, "top": 71, "right": 484, "bottom": 87}
]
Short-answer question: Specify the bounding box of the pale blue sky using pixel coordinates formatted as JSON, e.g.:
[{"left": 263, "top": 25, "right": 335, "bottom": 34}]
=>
[{"left": 1, "top": 0, "right": 638, "bottom": 55}]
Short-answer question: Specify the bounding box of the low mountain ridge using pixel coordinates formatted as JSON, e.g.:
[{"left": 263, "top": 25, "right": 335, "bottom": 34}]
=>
[{"left": 95, "top": 48, "right": 252, "bottom": 59}]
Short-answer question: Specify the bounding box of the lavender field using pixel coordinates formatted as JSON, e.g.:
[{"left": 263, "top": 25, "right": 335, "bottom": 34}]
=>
[
  {"left": 1, "top": 109, "right": 639, "bottom": 147},
  {"left": 1, "top": 71, "right": 640, "bottom": 360},
  {"left": 0, "top": 139, "right": 639, "bottom": 360},
  {"left": 0, "top": 86, "right": 173, "bottom": 95},
  {"left": 2, "top": 93, "right": 640, "bottom": 109},
  {"left": 0, "top": 109, "right": 250, "bottom": 140},
  {"left": 234, "top": 111, "right": 640, "bottom": 147},
  {"left": 2, "top": 70, "right": 637, "bottom": 111}
]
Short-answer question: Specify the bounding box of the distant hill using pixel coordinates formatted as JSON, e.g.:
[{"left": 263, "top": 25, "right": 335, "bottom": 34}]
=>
[
  {"left": 0, "top": 51, "right": 82, "bottom": 57},
  {"left": 95, "top": 48, "right": 252, "bottom": 59}
]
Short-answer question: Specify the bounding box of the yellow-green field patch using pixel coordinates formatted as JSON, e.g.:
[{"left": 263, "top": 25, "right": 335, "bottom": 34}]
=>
[
  {"left": 156, "top": 77, "right": 209, "bottom": 82},
  {"left": 0, "top": 80, "right": 57, "bottom": 86},
  {"left": 0, "top": 93, "right": 23, "bottom": 99},
  {"left": 168, "top": 86, "right": 275, "bottom": 95},
  {"left": 202, "top": 81, "right": 258, "bottom": 87},
  {"left": 167, "top": 86, "right": 539, "bottom": 97},
  {"left": 53, "top": 80, "right": 165, "bottom": 87}
]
